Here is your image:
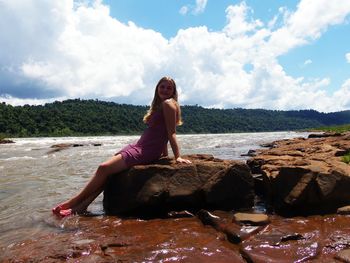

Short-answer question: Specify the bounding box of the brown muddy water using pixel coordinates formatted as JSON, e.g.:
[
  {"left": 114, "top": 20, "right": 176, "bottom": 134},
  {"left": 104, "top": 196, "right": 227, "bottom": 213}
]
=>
[{"left": 1, "top": 132, "right": 315, "bottom": 261}]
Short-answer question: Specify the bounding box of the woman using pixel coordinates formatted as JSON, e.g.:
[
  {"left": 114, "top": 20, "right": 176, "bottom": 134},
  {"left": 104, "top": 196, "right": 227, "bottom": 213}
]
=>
[{"left": 52, "top": 77, "right": 191, "bottom": 217}]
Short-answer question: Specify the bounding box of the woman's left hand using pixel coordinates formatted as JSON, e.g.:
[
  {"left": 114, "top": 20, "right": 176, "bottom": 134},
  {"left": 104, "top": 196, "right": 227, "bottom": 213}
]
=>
[{"left": 176, "top": 157, "right": 192, "bottom": 164}]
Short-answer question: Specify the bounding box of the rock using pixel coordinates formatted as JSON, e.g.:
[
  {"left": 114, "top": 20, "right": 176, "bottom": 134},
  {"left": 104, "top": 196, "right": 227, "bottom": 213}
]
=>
[
  {"left": 241, "top": 149, "right": 257, "bottom": 157},
  {"left": 308, "top": 132, "right": 342, "bottom": 138},
  {"left": 335, "top": 249, "right": 350, "bottom": 263},
  {"left": 103, "top": 154, "right": 255, "bottom": 216},
  {"left": 197, "top": 210, "right": 267, "bottom": 244},
  {"left": 233, "top": 212, "right": 270, "bottom": 225},
  {"left": 0, "top": 138, "right": 14, "bottom": 144},
  {"left": 247, "top": 132, "right": 350, "bottom": 216},
  {"left": 337, "top": 205, "right": 350, "bottom": 215},
  {"left": 197, "top": 209, "right": 241, "bottom": 243},
  {"left": 260, "top": 142, "right": 276, "bottom": 148}
]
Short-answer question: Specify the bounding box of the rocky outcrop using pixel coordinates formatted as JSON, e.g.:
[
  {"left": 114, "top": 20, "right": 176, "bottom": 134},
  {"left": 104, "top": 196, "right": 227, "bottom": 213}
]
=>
[
  {"left": 103, "top": 154, "right": 254, "bottom": 216},
  {"left": 247, "top": 132, "right": 350, "bottom": 215}
]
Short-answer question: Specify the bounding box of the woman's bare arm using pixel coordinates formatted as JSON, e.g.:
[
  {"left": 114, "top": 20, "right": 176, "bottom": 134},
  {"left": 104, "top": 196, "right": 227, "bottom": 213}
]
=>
[{"left": 162, "top": 99, "right": 191, "bottom": 164}]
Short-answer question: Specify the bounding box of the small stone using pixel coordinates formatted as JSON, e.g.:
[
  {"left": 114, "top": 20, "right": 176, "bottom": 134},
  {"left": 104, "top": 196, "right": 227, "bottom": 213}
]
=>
[
  {"left": 233, "top": 212, "right": 270, "bottom": 225},
  {"left": 337, "top": 205, "right": 350, "bottom": 215},
  {"left": 73, "top": 239, "right": 95, "bottom": 245},
  {"left": 335, "top": 249, "right": 350, "bottom": 263}
]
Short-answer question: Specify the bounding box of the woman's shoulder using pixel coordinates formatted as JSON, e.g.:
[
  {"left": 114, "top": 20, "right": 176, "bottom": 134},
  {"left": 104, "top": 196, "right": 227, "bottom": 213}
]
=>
[{"left": 162, "top": 98, "right": 177, "bottom": 110}]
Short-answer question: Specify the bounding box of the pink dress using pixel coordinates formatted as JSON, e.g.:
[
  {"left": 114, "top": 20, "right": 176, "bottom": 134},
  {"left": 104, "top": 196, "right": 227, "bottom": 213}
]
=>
[{"left": 117, "top": 110, "right": 168, "bottom": 167}]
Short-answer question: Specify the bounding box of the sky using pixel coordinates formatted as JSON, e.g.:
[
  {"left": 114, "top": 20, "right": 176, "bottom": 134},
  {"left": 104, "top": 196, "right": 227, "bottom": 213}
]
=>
[{"left": 0, "top": 0, "right": 350, "bottom": 112}]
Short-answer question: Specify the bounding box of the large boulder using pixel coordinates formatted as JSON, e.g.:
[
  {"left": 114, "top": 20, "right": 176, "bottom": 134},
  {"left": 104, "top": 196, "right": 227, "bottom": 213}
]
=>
[
  {"left": 247, "top": 132, "right": 350, "bottom": 215},
  {"left": 103, "top": 154, "right": 254, "bottom": 216}
]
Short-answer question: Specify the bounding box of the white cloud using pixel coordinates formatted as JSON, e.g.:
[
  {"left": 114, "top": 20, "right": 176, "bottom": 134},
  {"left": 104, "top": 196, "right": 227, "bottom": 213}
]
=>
[
  {"left": 0, "top": 94, "right": 67, "bottom": 106},
  {"left": 223, "top": 2, "right": 263, "bottom": 37},
  {"left": 179, "top": 6, "right": 188, "bottom": 15},
  {"left": 180, "top": 0, "right": 207, "bottom": 16},
  {"left": 1, "top": 0, "right": 350, "bottom": 112},
  {"left": 193, "top": 0, "right": 208, "bottom": 15},
  {"left": 346, "top": 53, "right": 350, "bottom": 63},
  {"left": 267, "top": 0, "right": 350, "bottom": 56},
  {"left": 304, "top": 59, "right": 312, "bottom": 65}
]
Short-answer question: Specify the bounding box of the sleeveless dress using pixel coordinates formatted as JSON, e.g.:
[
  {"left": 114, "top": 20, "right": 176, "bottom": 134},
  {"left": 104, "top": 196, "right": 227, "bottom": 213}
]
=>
[{"left": 117, "top": 110, "right": 168, "bottom": 167}]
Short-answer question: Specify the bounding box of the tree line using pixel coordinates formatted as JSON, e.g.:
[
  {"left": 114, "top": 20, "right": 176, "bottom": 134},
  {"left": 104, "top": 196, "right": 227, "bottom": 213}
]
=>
[{"left": 0, "top": 99, "right": 349, "bottom": 137}]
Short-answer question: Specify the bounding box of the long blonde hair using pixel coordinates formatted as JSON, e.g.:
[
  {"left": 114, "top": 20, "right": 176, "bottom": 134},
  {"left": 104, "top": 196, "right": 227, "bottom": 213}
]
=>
[{"left": 143, "top": 76, "right": 183, "bottom": 125}]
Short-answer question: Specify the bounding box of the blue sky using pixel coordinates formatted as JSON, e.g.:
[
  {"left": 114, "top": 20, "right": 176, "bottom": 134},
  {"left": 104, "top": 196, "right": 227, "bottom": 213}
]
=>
[
  {"left": 0, "top": 0, "right": 350, "bottom": 112},
  {"left": 106, "top": 1, "right": 297, "bottom": 36}
]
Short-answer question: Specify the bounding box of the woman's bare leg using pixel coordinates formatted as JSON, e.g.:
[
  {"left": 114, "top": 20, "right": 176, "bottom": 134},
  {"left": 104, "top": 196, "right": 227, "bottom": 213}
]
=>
[{"left": 53, "top": 154, "right": 128, "bottom": 216}]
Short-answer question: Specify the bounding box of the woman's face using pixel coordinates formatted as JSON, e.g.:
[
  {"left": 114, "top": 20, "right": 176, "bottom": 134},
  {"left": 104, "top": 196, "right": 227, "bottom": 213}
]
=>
[{"left": 157, "top": 80, "right": 175, "bottom": 101}]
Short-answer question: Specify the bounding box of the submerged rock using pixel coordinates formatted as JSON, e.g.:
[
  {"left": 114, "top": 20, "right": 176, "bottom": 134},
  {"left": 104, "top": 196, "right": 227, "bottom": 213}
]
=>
[
  {"left": 103, "top": 154, "right": 255, "bottom": 216},
  {"left": 247, "top": 132, "right": 350, "bottom": 216},
  {"left": 48, "top": 142, "right": 102, "bottom": 153}
]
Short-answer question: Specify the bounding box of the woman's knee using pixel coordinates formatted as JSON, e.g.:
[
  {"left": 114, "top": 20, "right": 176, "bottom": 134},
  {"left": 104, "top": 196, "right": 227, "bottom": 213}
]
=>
[
  {"left": 97, "top": 155, "right": 128, "bottom": 175},
  {"left": 96, "top": 162, "right": 112, "bottom": 175}
]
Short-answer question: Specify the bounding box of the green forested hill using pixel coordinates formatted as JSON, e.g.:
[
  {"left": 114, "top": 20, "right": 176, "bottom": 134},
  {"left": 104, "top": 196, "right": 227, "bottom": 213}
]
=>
[{"left": 0, "top": 99, "right": 349, "bottom": 137}]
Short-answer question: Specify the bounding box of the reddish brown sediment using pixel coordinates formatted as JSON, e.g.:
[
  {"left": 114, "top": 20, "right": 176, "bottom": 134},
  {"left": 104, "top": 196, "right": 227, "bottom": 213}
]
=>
[
  {"left": 3, "top": 213, "right": 350, "bottom": 262},
  {"left": 0, "top": 216, "right": 244, "bottom": 262}
]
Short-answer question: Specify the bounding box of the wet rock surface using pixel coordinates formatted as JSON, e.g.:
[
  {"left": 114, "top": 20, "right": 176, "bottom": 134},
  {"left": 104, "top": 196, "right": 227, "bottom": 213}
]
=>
[
  {"left": 247, "top": 132, "right": 350, "bottom": 215},
  {"left": 197, "top": 210, "right": 350, "bottom": 262},
  {"left": 103, "top": 154, "right": 255, "bottom": 216},
  {"left": 3, "top": 212, "right": 350, "bottom": 262},
  {"left": 0, "top": 216, "right": 245, "bottom": 263}
]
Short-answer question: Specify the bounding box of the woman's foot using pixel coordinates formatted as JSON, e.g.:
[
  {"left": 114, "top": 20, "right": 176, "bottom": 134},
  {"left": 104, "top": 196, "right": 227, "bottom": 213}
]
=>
[
  {"left": 52, "top": 186, "right": 103, "bottom": 217},
  {"left": 52, "top": 205, "right": 73, "bottom": 217},
  {"left": 52, "top": 205, "right": 62, "bottom": 214},
  {"left": 52, "top": 199, "right": 78, "bottom": 217},
  {"left": 52, "top": 199, "right": 89, "bottom": 217},
  {"left": 58, "top": 208, "right": 73, "bottom": 217}
]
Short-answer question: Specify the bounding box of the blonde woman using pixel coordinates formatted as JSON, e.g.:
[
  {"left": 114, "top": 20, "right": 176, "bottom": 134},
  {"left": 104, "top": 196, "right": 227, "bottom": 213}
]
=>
[{"left": 52, "top": 77, "right": 191, "bottom": 217}]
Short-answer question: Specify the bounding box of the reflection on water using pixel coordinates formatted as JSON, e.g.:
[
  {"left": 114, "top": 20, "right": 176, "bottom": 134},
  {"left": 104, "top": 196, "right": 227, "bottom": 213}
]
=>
[{"left": 0, "top": 132, "right": 310, "bottom": 247}]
